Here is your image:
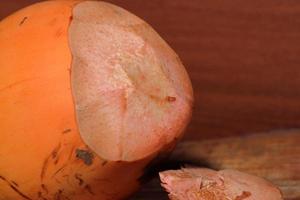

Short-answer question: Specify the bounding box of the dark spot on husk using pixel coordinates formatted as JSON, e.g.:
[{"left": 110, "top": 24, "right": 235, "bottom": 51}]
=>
[
  {"left": 166, "top": 96, "right": 176, "bottom": 102},
  {"left": 41, "top": 143, "right": 61, "bottom": 180},
  {"left": 67, "top": 68, "right": 71, "bottom": 76},
  {"left": 0, "top": 175, "right": 32, "bottom": 200},
  {"left": 37, "top": 191, "right": 47, "bottom": 200},
  {"left": 19, "top": 17, "right": 28, "bottom": 26},
  {"left": 76, "top": 149, "right": 94, "bottom": 166},
  {"left": 11, "top": 180, "right": 18, "bottom": 187},
  {"left": 51, "top": 143, "right": 61, "bottom": 159},
  {"left": 54, "top": 189, "right": 63, "bottom": 200},
  {"left": 41, "top": 184, "right": 48, "bottom": 194},
  {"left": 10, "top": 184, "right": 32, "bottom": 200},
  {"left": 235, "top": 191, "right": 252, "bottom": 200},
  {"left": 68, "top": 15, "right": 74, "bottom": 27},
  {"left": 85, "top": 184, "right": 95, "bottom": 195},
  {"left": 52, "top": 164, "right": 67, "bottom": 178},
  {"left": 102, "top": 160, "right": 108, "bottom": 166},
  {"left": 74, "top": 174, "right": 84, "bottom": 186},
  {"left": 54, "top": 156, "right": 60, "bottom": 165},
  {"left": 62, "top": 129, "right": 71, "bottom": 134},
  {"left": 53, "top": 189, "right": 70, "bottom": 200}
]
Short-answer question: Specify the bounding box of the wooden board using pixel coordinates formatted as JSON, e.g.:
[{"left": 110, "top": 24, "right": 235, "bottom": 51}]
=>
[{"left": 1, "top": 0, "right": 300, "bottom": 140}]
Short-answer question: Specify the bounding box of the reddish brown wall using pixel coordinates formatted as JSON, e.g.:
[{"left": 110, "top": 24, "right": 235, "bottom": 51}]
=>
[{"left": 2, "top": 0, "right": 300, "bottom": 140}]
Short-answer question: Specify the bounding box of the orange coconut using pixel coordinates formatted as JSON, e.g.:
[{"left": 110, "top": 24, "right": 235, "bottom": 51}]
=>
[{"left": 0, "top": 1, "right": 193, "bottom": 199}]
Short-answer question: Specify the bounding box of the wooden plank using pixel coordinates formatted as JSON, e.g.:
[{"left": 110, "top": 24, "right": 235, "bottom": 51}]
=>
[{"left": 1, "top": 0, "right": 300, "bottom": 140}]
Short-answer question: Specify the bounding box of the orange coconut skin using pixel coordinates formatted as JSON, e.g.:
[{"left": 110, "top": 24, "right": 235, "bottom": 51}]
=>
[{"left": 0, "top": 1, "right": 161, "bottom": 200}]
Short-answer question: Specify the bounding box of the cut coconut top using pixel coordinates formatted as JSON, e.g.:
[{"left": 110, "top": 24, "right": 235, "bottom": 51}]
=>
[{"left": 69, "top": 1, "right": 193, "bottom": 161}]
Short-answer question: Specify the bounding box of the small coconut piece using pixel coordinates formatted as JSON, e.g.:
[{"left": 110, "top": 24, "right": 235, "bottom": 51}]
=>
[{"left": 160, "top": 168, "right": 283, "bottom": 200}]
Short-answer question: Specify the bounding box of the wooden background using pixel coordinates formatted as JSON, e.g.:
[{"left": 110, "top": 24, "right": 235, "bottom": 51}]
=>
[{"left": 1, "top": 0, "right": 300, "bottom": 140}]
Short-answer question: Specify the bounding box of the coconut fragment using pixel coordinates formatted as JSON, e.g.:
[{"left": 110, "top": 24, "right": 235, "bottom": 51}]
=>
[{"left": 160, "top": 168, "right": 283, "bottom": 200}]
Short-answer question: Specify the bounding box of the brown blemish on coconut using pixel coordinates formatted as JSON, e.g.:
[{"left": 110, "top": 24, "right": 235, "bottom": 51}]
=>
[
  {"left": 54, "top": 189, "right": 63, "bottom": 200},
  {"left": 41, "top": 184, "right": 48, "bottom": 194},
  {"left": 40, "top": 143, "right": 62, "bottom": 180},
  {"left": 235, "top": 191, "right": 252, "bottom": 200},
  {"left": 74, "top": 173, "right": 84, "bottom": 186},
  {"left": 10, "top": 185, "right": 32, "bottom": 200},
  {"left": 84, "top": 184, "right": 95, "bottom": 195},
  {"left": 75, "top": 149, "right": 94, "bottom": 166},
  {"left": 51, "top": 143, "right": 61, "bottom": 159},
  {"left": 67, "top": 68, "right": 71, "bottom": 76},
  {"left": 0, "top": 175, "right": 6, "bottom": 182},
  {"left": 102, "top": 160, "right": 108, "bottom": 166},
  {"left": 11, "top": 180, "right": 19, "bottom": 187},
  {"left": 52, "top": 164, "right": 68, "bottom": 178},
  {"left": 37, "top": 191, "right": 48, "bottom": 200},
  {"left": 0, "top": 175, "right": 32, "bottom": 200},
  {"left": 166, "top": 96, "right": 176, "bottom": 102},
  {"left": 62, "top": 129, "right": 71, "bottom": 134},
  {"left": 53, "top": 155, "right": 60, "bottom": 165},
  {"left": 40, "top": 154, "right": 51, "bottom": 180},
  {"left": 19, "top": 17, "right": 28, "bottom": 26}
]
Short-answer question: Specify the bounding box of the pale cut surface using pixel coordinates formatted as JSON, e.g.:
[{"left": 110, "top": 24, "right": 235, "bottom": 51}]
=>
[
  {"left": 160, "top": 168, "right": 283, "bottom": 200},
  {"left": 69, "top": 1, "right": 193, "bottom": 161}
]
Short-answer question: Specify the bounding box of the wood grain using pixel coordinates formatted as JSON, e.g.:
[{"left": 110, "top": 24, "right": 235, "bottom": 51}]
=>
[
  {"left": 131, "top": 129, "right": 300, "bottom": 200},
  {"left": 1, "top": 0, "right": 300, "bottom": 140}
]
